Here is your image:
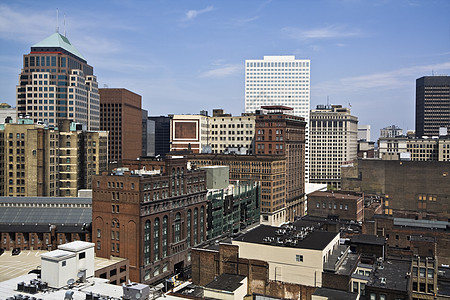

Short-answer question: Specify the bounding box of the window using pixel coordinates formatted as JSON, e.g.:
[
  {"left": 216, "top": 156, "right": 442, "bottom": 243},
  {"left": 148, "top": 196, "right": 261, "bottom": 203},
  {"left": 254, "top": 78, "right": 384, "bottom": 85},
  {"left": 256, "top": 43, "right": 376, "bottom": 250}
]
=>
[
  {"left": 62, "top": 261, "right": 66, "bottom": 267},
  {"left": 370, "top": 294, "right": 375, "bottom": 300},
  {"left": 97, "top": 229, "right": 101, "bottom": 238},
  {"left": 174, "top": 213, "right": 181, "bottom": 243},
  {"left": 380, "top": 295, "right": 386, "bottom": 300},
  {"left": 144, "top": 220, "right": 151, "bottom": 265},
  {"left": 79, "top": 252, "right": 86, "bottom": 259},
  {"left": 428, "top": 268, "right": 434, "bottom": 278},
  {"left": 154, "top": 218, "right": 160, "bottom": 260},
  {"left": 295, "top": 255, "right": 303, "bottom": 262}
]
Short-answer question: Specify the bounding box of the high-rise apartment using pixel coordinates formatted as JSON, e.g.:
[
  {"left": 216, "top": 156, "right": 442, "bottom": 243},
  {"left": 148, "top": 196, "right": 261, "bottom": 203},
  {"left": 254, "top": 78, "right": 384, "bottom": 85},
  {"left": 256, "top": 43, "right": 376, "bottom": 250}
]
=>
[
  {"left": 309, "top": 105, "right": 358, "bottom": 188},
  {"left": 416, "top": 76, "right": 450, "bottom": 137},
  {"left": 0, "top": 119, "right": 107, "bottom": 197},
  {"left": 244, "top": 56, "right": 310, "bottom": 180},
  {"left": 16, "top": 32, "right": 100, "bottom": 130},
  {"left": 99, "top": 88, "right": 142, "bottom": 164}
]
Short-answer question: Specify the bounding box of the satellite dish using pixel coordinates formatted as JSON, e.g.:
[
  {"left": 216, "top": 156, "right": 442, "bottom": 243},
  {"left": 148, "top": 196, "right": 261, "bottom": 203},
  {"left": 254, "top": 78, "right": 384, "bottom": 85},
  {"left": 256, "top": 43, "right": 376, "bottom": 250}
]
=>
[
  {"left": 135, "top": 292, "right": 141, "bottom": 299},
  {"left": 77, "top": 271, "right": 84, "bottom": 278},
  {"left": 67, "top": 278, "right": 75, "bottom": 285}
]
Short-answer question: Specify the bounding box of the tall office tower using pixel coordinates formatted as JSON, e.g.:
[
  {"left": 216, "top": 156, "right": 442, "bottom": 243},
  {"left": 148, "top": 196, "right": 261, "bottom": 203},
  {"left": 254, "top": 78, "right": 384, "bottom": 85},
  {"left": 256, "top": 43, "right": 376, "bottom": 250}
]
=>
[
  {"left": 309, "top": 105, "right": 358, "bottom": 189},
  {"left": 148, "top": 116, "right": 172, "bottom": 158},
  {"left": 16, "top": 32, "right": 100, "bottom": 130},
  {"left": 99, "top": 88, "right": 142, "bottom": 164},
  {"left": 416, "top": 76, "right": 450, "bottom": 137},
  {"left": 245, "top": 56, "right": 311, "bottom": 180},
  {"left": 357, "top": 125, "right": 371, "bottom": 141},
  {"left": 0, "top": 119, "right": 107, "bottom": 197}
]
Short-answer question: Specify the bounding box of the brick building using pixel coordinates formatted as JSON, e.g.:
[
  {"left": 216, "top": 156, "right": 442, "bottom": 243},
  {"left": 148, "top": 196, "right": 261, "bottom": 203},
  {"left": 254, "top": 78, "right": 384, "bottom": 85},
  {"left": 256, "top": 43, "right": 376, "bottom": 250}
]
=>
[
  {"left": 188, "top": 153, "right": 287, "bottom": 226},
  {"left": 92, "top": 157, "right": 208, "bottom": 284},
  {"left": 307, "top": 191, "right": 364, "bottom": 222},
  {"left": 341, "top": 159, "right": 450, "bottom": 221},
  {"left": 0, "top": 196, "right": 91, "bottom": 251},
  {"left": 255, "top": 106, "right": 306, "bottom": 223},
  {"left": 99, "top": 88, "right": 142, "bottom": 164}
]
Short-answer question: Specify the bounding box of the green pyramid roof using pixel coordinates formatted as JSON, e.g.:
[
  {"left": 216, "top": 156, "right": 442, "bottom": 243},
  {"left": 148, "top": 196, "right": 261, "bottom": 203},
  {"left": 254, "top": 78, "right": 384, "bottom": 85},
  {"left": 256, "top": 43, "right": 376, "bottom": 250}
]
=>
[{"left": 32, "top": 32, "right": 86, "bottom": 61}]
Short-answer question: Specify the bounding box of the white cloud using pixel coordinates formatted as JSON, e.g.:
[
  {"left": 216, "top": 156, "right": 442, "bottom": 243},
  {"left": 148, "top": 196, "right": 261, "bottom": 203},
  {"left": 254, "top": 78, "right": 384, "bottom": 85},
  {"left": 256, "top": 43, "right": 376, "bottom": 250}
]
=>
[
  {"left": 282, "top": 25, "right": 362, "bottom": 41},
  {"left": 199, "top": 64, "right": 242, "bottom": 78},
  {"left": 185, "top": 5, "right": 214, "bottom": 21},
  {"left": 313, "top": 61, "right": 450, "bottom": 97}
]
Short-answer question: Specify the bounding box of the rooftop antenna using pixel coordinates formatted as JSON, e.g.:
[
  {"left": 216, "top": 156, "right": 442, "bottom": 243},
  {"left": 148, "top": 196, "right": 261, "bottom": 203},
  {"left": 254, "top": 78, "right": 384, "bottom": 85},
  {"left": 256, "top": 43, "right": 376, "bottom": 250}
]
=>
[
  {"left": 64, "top": 13, "right": 66, "bottom": 37},
  {"left": 56, "top": 8, "right": 59, "bottom": 33}
]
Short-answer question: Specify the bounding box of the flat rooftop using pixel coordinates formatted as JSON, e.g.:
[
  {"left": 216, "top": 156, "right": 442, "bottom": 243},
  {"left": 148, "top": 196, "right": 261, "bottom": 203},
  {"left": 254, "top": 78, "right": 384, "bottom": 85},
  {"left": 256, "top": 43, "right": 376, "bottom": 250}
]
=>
[
  {"left": 0, "top": 250, "right": 126, "bottom": 282},
  {"left": 366, "top": 260, "right": 411, "bottom": 292},
  {"left": 205, "top": 273, "right": 246, "bottom": 292},
  {"left": 313, "top": 287, "right": 359, "bottom": 300},
  {"left": 233, "top": 224, "right": 339, "bottom": 250}
]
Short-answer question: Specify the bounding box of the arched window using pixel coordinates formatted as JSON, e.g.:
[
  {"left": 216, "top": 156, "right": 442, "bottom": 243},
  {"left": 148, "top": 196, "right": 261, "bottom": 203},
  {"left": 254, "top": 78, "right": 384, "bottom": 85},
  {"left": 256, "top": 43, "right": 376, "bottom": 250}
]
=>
[
  {"left": 194, "top": 208, "right": 198, "bottom": 245},
  {"left": 174, "top": 212, "right": 181, "bottom": 243},
  {"left": 154, "top": 218, "right": 160, "bottom": 261},
  {"left": 187, "top": 210, "right": 191, "bottom": 247},
  {"left": 144, "top": 220, "right": 151, "bottom": 265},
  {"left": 162, "top": 216, "right": 168, "bottom": 257}
]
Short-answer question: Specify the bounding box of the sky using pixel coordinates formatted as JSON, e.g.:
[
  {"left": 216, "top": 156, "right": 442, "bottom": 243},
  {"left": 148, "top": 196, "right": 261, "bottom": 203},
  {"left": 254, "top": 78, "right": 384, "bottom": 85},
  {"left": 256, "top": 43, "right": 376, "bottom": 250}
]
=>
[{"left": 0, "top": 0, "right": 449, "bottom": 140}]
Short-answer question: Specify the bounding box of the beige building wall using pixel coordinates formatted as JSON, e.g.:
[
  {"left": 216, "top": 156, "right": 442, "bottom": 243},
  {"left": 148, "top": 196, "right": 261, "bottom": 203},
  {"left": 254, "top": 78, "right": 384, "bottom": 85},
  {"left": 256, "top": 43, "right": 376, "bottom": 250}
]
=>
[
  {"left": 208, "top": 114, "right": 255, "bottom": 154},
  {"left": 310, "top": 105, "right": 358, "bottom": 188},
  {"left": 171, "top": 114, "right": 209, "bottom": 153},
  {"left": 232, "top": 233, "right": 340, "bottom": 287}
]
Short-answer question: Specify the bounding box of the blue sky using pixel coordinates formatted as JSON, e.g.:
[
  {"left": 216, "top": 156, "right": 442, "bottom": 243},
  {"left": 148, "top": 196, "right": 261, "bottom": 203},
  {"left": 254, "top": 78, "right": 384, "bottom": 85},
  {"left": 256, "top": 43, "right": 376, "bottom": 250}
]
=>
[{"left": 1, "top": 0, "right": 449, "bottom": 139}]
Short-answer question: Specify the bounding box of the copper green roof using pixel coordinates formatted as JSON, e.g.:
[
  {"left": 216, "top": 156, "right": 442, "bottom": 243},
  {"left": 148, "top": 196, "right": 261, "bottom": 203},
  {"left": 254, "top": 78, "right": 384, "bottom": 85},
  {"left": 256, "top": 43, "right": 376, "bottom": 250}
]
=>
[{"left": 32, "top": 32, "right": 85, "bottom": 60}]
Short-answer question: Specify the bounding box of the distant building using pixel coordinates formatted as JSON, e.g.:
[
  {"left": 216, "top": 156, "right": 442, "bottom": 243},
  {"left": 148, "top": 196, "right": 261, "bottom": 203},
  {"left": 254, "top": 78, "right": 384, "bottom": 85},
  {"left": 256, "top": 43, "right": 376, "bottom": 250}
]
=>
[
  {"left": 0, "top": 196, "right": 92, "bottom": 251},
  {"left": 341, "top": 159, "right": 450, "bottom": 221},
  {"left": 357, "top": 140, "right": 375, "bottom": 159},
  {"left": 188, "top": 153, "right": 287, "bottom": 226},
  {"left": 309, "top": 105, "right": 358, "bottom": 189},
  {"left": 0, "top": 103, "right": 16, "bottom": 124},
  {"left": 16, "top": 33, "right": 100, "bottom": 130},
  {"left": 92, "top": 157, "right": 208, "bottom": 284},
  {"left": 202, "top": 166, "right": 260, "bottom": 239},
  {"left": 148, "top": 116, "right": 171, "bottom": 158},
  {"left": 377, "top": 135, "right": 450, "bottom": 161},
  {"left": 244, "top": 56, "right": 311, "bottom": 182},
  {"left": 0, "top": 119, "right": 108, "bottom": 197},
  {"left": 416, "top": 76, "right": 450, "bottom": 137},
  {"left": 99, "top": 88, "right": 142, "bottom": 164},
  {"left": 209, "top": 109, "right": 256, "bottom": 154},
  {"left": 170, "top": 114, "right": 209, "bottom": 153},
  {"left": 358, "top": 124, "right": 371, "bottom": 141},
  {"left": 380, "top": 125, "right": 403, "bottom": 138},
  {"left": 307, "top": 191, "right": 364, "bottom": 222},
  {"left": 254, "top": 106, "right": 306, "bottom": 222}
]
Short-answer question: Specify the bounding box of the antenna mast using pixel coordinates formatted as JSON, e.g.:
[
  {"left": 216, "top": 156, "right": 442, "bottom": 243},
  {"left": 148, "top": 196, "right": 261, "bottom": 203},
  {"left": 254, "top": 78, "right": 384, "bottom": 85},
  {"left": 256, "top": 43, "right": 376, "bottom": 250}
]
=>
[{"left": 56, "top": 8, "right": 59, "bottom": 33}]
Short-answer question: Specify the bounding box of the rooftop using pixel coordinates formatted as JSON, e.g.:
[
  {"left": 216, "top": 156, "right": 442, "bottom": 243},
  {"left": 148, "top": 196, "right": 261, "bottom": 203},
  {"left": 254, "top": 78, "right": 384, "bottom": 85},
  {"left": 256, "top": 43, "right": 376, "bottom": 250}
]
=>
[
  {"left": 312, "top": 287, "right": 359, "bottom": 300},
  {"left": 351, "top": 234, "right": 385, "bottom": 246},
  {"left": 366, "top": 260, "right": 411, "bottom": 292},
  {"left": 204, "top": 273, "right": 246, "bottom": 292},
  {"left": 233, "top": 224, "right": 339, "bottom": 250},
  {"left": 32, "top": 32, "right": 86, "bottom": 61}
]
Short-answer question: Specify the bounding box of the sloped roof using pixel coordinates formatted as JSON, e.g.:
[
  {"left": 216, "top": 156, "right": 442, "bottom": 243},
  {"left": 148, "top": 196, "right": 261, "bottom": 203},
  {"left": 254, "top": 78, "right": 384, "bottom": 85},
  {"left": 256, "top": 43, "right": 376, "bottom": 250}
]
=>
[{"left": 32, "top": 32, "right": 85, "bottom": 60}]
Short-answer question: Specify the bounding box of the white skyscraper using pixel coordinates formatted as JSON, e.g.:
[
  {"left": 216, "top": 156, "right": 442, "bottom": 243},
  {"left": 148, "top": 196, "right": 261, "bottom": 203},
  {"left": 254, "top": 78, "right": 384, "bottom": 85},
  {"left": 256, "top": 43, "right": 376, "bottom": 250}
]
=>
[{"left": 244, "top": 55, "right": 311, "bottom": 179}]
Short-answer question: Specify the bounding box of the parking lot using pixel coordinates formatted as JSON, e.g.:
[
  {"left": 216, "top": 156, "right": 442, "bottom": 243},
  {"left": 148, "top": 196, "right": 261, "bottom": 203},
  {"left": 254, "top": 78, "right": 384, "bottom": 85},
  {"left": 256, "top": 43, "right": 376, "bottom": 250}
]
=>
[{"left": 0, "top": 250, "right": 45, "bottom": 282}]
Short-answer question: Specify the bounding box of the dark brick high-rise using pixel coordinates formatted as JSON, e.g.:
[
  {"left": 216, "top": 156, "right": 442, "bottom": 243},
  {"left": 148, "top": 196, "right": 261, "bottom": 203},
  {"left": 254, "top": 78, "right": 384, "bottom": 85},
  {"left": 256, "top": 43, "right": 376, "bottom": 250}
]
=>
[
  {"left": 416, "top": 76, "right": 450, "bottom": 137},
  {"left": 99, "top": 88, "right": 142, "bottom": 164}
]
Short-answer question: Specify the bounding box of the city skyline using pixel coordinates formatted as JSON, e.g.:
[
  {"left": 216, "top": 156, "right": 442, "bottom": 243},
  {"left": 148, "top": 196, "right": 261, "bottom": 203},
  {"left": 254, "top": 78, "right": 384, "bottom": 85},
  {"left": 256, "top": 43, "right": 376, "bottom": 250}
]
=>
[{"left": 1, "top": 0, "right": 450, "bottom": 137}]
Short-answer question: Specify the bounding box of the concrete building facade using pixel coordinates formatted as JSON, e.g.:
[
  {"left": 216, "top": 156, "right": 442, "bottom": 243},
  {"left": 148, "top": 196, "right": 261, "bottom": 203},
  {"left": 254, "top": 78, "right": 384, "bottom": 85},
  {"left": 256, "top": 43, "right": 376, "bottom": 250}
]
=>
[
  {"left": 309, "top": 105, "right": 358, "bottom": 188},
  {"left": 16, "top": 33, "right": 100, "bottom": 130},
  {"left": 0, "top": 119, "right": 107, "bottom": 197}
]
